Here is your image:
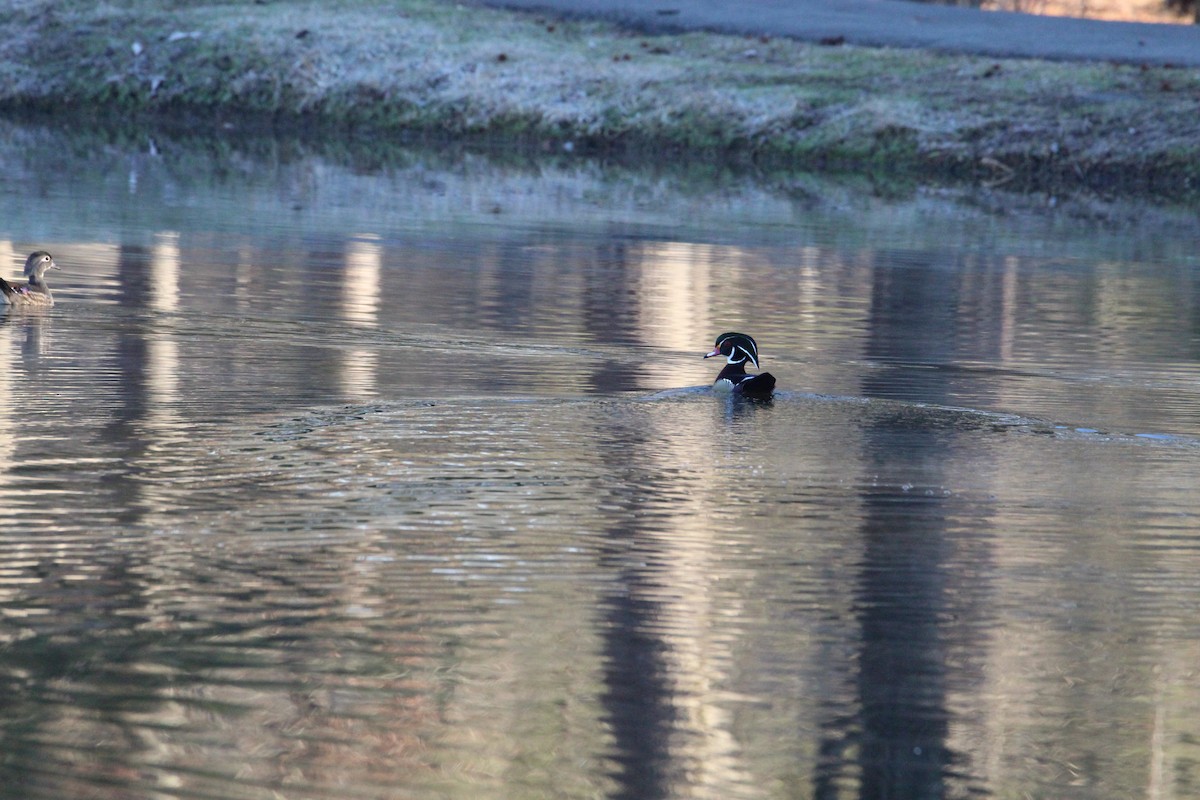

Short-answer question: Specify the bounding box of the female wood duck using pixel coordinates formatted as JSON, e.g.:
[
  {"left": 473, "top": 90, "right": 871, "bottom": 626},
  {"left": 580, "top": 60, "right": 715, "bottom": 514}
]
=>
[
  {"left": 0, "top": 251, "right": 59, "bottom": 308},
  {"left": 704, "top": 332, "right": 776, "bottom": 399}
]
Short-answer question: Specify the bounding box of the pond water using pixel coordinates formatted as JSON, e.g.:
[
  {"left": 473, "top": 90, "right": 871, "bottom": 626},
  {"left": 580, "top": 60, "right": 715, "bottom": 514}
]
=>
[{"left": 1, "top": 119, "right": 1199, "bottom": 800}]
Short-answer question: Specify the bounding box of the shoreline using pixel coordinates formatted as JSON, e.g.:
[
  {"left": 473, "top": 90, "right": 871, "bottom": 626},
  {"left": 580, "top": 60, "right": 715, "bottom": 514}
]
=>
[{"left": 1, "top": 0, "right": 1198, "bottom": 198}]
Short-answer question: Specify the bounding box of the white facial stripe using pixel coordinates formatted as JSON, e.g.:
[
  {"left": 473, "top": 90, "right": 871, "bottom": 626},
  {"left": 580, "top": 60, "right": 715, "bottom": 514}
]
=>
[{"left": 725, "top": 343, "right": 759, "bottom": 367}]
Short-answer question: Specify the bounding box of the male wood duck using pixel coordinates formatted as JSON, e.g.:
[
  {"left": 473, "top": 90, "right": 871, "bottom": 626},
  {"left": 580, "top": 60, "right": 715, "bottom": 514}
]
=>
[
  {"left": 704, "top": 332, "right": 776, "bottom": 399},
  {"left": 0, "top": 251, "right": 58, "bottom": 308}
]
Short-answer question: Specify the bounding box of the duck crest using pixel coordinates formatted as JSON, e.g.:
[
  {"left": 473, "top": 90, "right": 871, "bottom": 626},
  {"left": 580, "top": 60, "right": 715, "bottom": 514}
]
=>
[
  {"left": 712, "top": 332, "right": 759, "bottom": 367},
  {"left": 703, "top": 331, "right": 775, "bottom": 399}
]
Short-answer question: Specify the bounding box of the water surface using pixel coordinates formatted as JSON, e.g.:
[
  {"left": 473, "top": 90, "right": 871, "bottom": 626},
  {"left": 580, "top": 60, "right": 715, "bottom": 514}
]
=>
[{"left": 1, "top": 120, "right": 1199, "bottom": 799}]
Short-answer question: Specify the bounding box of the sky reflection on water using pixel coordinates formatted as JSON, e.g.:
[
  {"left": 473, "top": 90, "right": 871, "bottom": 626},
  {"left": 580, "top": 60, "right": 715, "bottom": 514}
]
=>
[{"left": 0, "top": 121, "right": 1199, "bottom": 800}]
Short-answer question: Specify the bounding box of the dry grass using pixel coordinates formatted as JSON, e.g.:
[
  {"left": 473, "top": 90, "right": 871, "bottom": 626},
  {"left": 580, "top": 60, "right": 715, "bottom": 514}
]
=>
[{"left": 1, "top": 0, "right": 1198, "bottom": 193}]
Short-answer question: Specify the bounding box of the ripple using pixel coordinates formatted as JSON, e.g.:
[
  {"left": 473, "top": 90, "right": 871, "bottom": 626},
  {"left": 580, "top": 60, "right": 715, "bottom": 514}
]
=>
[{"left": 2, "top": 121, "right": 1200, "bottom": 799}]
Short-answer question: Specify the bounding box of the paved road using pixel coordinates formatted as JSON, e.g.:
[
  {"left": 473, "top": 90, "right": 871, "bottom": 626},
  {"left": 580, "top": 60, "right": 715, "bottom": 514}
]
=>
[{"left": 482, "top": 0, "right": 1200, "bottom": 66}]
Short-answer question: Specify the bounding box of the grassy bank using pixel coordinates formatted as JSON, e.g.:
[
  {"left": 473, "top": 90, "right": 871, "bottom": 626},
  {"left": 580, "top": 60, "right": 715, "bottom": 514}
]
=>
[{"left": 1, "top": 0, "right": 1198, "bottom": 195}]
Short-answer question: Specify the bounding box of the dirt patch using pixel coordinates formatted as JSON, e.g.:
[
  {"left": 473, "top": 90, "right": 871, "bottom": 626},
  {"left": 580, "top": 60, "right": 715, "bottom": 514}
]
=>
[{"left": 1, "top": 0, "right": 1197, "bottom": 197}]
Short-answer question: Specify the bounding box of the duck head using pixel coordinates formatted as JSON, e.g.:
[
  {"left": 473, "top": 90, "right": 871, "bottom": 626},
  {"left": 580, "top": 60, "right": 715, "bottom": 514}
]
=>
[
  {"left": 703, "top": 332, "right": 760, "bottom": 368},
  {"left": 24, "top": 251, "right": 58, "bottom": 281}
]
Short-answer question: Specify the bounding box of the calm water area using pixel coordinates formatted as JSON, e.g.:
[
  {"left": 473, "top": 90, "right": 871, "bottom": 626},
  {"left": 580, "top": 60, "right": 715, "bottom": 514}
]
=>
[{"left": 1, "top": 118, "right": 1199, "bottom": 800}]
